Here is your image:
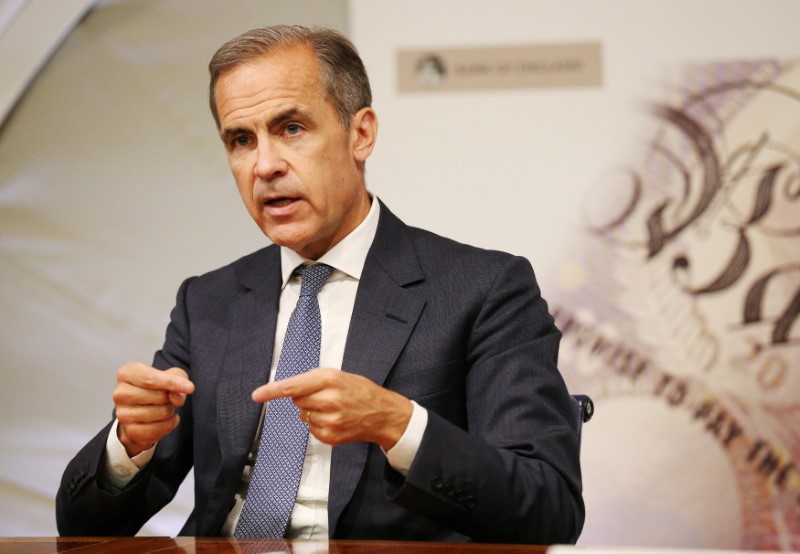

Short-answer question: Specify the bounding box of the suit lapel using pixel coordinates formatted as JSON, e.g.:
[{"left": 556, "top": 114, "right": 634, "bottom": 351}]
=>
[
  {"left": 214, "top": 247, "right": 282, "bottom": 496},
  {"left": 329, "top": 204, "right": 426, "bottom": 534},
  {"left": 198, "top": 246, "right": 282, "bottom": 533}
]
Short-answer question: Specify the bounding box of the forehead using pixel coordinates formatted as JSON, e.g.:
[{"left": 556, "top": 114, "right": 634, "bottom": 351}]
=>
[{"left": 214, "top": 46, "right": 327, "bottom": 125}]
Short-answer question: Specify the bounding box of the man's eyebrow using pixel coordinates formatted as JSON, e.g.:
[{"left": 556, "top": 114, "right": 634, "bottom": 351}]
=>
[
  {"left": 220, "top": 126, "right": 248, "bottom": 141},
  {"left": 267, "top": 107, "right": 307, "bottom": 129}
]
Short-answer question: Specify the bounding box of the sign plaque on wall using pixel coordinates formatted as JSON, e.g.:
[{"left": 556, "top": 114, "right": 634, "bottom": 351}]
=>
[{"left": 397, "top": 42, "right": 602, "bottom": 93}]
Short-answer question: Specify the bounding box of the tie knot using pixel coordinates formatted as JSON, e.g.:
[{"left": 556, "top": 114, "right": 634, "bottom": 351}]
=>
[{"left": 295, "top": 264, "right": 333, "bottom": 298}]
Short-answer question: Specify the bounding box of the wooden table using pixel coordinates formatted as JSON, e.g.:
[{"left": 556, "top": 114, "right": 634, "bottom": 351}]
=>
[{"left": 0, "top": 537, "right": 551, "bottom": 553}]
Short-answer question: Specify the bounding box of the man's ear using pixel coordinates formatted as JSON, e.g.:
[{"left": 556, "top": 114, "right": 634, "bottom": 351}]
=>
[{"left": 351, "top": 107, "right": 378, "bottom": 163}]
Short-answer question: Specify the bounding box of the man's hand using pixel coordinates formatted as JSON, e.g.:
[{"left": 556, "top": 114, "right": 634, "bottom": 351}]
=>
[
  {"left": 112, "top": 363, "right": 195, "bottom": 458},
  {"left": 251, "top": 368, "right": 413, "bottom": 451}
]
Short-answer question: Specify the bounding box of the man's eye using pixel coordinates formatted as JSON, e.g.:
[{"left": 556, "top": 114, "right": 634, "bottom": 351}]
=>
[
  {"left": 285, "top": 124, "right": 302, "bottom": 135},
  {"left": 232, "top": 136, "right": 251, "bottom": 149}
]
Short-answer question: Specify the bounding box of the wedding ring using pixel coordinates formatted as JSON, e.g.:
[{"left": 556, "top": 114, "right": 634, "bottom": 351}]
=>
[{"left": 306, "top": 410, "right": 313, "bottom": 426}]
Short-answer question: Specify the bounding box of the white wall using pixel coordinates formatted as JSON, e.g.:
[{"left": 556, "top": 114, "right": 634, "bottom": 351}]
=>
[{"left": 350, "top": 0, "right": 798, "bottom": 269}]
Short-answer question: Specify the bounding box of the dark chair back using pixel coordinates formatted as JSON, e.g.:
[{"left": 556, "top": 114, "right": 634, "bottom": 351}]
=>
[{"left": 572, "top": 394, "right": 594, "bottom": 445}]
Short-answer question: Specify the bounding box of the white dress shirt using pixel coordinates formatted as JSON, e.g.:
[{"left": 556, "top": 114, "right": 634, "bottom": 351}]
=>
[{"left": 103, "top": 197, "right": 428, "bottom": 538}]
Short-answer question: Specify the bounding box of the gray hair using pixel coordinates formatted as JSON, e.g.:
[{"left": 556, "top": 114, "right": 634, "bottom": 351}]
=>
[{"left": 208, "top": 25, "right": 372, "bottom": 129}]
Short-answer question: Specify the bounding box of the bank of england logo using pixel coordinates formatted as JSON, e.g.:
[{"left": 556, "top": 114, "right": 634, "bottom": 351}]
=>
[
  {"left": 554, "top": 60, "right": 800, "bottom": 549},
  {"left": 415, "top": 54, "right": 447, "bottom": 87}
]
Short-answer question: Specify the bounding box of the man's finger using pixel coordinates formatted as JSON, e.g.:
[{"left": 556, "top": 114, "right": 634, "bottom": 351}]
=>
[
  {"left": 120, "top": 415, "right": 181, "bottom": 452},
  {"left": 118, "top": 363, "right": 194, "bottom": 394},
  {"left": 116, "top": 403, "right": 177, "bottom": 425},
  {"left": 113, "top": 383, "right": 172, "bottom": 407},
  {"left": 167, "top": 391, "right": 189, "bottom": 407},
  {"left": 251, "top": 368, "right": 329, "bottom": 403}
]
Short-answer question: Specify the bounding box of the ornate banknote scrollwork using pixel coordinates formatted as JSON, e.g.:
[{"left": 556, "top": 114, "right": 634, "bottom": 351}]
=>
[
  {"left": 560, "top": 61, "right": 800, "bottom": 549},
  {"left": 586, "top": 77, "right": 800, "bottom": 358}
]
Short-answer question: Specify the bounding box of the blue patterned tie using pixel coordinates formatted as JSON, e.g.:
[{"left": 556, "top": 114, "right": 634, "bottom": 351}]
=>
[{"left": 234, "top": 263, "right": 333, "bottom": 538}]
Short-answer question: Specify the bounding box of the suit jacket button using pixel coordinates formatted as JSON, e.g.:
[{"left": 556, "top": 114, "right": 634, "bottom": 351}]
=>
[
  {"left": 465, "top": 496, "right": 477, "bottom": 510},
  {"left": 444, "top": 484, "right": 457, "bottom": 497},
  {"left": 431, "top": 475, "right": 445, "bottom": 491}
]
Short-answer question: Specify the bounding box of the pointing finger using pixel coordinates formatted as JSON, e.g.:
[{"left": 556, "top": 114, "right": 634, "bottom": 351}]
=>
[
  {"left": 119, "top": 363, "right": 194, "bottom": 394},
  {"left": 252, "top": 369, "right": 328, "bottom": 403}
]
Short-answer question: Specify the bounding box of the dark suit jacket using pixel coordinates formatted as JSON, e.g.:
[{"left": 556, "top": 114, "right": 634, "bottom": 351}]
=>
[{"left": 56, "top": 202, "right": 584, "bottom": 543}]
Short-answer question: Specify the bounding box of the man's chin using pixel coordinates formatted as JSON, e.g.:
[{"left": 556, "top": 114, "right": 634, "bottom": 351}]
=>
[{"left": 264, "top": 231, "right": 314, "bottom": 258}]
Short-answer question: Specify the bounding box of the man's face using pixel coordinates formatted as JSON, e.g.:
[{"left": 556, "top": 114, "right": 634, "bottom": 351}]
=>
[{"left": 214, "top": 46, "right": 376, "bottom": 260}]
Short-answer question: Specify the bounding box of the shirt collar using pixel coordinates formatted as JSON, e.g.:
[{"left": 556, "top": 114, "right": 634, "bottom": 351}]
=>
[{"left": 279, "top": 196, "right": 381, "bottom": 288}]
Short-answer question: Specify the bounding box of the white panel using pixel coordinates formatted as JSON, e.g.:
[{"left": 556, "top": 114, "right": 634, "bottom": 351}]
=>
[{"left": 0, "top": 0, "right": 96, "bottom": 124}]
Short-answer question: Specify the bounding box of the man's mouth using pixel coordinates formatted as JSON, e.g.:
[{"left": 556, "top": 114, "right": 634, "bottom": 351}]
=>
[{"left": 266, "top": 197, "right": 297, "bottom": 207}]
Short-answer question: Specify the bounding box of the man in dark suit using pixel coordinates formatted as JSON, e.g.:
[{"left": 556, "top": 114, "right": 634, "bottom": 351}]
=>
[{"left": 56, "top": 25, "right": 584, "bottom": 544}]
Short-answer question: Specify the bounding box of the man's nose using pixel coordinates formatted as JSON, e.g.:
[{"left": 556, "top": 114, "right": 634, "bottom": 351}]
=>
[{"left": 254, "top": 139, "right": 288, "bottom": 180}]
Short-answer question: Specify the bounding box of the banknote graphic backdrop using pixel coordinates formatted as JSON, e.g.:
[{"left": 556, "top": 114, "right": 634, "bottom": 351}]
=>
[{"left": 553, "top": 59, "right": 800, "bottom": 549}]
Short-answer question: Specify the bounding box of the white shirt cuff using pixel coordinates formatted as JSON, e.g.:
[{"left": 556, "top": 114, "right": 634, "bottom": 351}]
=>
[
  {"left": 384, "top": 401, "right": 428, "bottom": 476},
  {"left": 103, "top": 419, "right": 155, "bottom": 490}
]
